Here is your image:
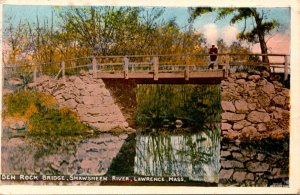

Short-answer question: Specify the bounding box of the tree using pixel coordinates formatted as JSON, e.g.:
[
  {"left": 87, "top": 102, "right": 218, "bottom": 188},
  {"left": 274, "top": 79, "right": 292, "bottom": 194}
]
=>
[
  {"left": 216, "top": 38, "right": 228, "bottom": 54},
  {"left": 4, "top": 6, "right": 208, "bottom": 74},
  {"left": 190, "top": 8, "right": 280, "bottom": 63},
  {"left": 4, "top": 16, "right": 27, "bottom": 64},
  {"left": 56, "top": 7, "right": 146, "bottom": 56},
  {"left": 56, "top": 6, "right": 206, "bottom": 57}
]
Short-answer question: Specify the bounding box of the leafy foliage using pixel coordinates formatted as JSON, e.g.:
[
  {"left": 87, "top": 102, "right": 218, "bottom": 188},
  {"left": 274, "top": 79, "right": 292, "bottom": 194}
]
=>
[
  {"left": 3, "top": 90, "right": 57, "bottom": 120},
  {"left": 136, "top": 84, "right": 221, "bottom": 130},
  {"left": 29, "top": 108, "right": 88, "bottom": 136},
  {"left": 4, "top": 6, "right": 206, "bottom": 73},
  {"left": 4, "top": 6, "right": 263, "bottom": 75},
  {"left": 190, "top": 7, "right": 281, "bottom": 63},
  {"left": 3, "top": 90, "right": 90, "bottom": 137}
]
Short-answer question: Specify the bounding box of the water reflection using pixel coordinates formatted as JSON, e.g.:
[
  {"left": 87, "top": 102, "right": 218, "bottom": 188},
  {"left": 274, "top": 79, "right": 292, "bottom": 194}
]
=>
[
  {"left": 133, "top": 84, "right": 221, "bottom": 183},
  {"left": 1, "top": 134, "right": 128, "bottom": 175},
  {"left": 136, "top": 84, "right": 221, "bottom": 130},
  {"left": 134, "top": 130, "right": 220, "bottom": 183}
]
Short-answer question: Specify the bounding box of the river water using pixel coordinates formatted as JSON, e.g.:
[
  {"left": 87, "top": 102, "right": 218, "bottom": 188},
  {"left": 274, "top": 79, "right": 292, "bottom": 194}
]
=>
[{"left": 1, "top": 84, "right": 289, "bottom": 186}]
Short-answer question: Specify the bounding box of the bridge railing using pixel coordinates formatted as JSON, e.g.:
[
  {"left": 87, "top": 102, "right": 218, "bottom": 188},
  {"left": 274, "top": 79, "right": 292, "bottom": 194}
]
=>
[
  {"left": 3, "top": 53, "right": 290, "bottom": 83},
  {"left": 224, "top": 53, "right": 290, "bottom": 81}
]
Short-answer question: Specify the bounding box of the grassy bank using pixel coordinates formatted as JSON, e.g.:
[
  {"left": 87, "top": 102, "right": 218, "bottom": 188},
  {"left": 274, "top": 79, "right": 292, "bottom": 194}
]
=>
[{"left": 3, "top": 89, "right": 91, "bottom": 137}]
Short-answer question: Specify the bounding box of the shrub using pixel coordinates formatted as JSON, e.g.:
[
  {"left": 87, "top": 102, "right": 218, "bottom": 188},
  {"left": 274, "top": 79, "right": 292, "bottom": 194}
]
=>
[
  {"left": 3, "top": 89, "right": 90, "bottom": 137},
  {"left": 29, "top": 108, "right": 89, "bottom": 136},
  {"left": 3, "top": 90, "right": 57, "bottom": 120}
]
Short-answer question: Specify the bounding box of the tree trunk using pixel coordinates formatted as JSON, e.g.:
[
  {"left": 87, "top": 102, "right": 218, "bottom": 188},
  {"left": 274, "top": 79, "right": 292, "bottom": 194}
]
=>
[
  {"left": 254, "top": 14, "right": 270, "bottom": 65},
  {"left": 258, "top": 31, "right": 269, "bottom": 64}
]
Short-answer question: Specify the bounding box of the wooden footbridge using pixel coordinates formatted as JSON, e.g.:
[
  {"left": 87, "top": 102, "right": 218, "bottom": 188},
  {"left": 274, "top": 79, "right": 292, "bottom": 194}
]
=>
[{"left": 4, "top": 53, "right": 290, "bottom": 84}]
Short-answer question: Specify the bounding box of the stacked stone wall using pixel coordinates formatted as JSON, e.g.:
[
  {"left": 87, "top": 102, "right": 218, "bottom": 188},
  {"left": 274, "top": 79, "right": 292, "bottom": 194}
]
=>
[
  {"left": 219, "top": 141, "right": 289, "bottom": 187},
  {"left": 221, "top": 71, "right": 290, "bottom": 140},
  {"left": 32, "top": 71, "right": 133, "bottom": 132}
]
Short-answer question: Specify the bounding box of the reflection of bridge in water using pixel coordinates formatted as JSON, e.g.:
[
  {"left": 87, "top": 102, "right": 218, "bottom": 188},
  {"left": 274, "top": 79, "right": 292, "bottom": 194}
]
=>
[{"left": 4, "top": 53, "right": 290, "bottom": 84}]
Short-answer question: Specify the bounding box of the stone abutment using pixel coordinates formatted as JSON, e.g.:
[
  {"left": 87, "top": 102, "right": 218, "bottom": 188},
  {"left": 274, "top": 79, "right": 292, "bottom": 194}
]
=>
[
  {"left": 31, "top": 71, "right": 134, "bottom": 133},
  {"left": 27, "top": 69, "right": 290, "bottom": 140},
  {"left": 221, "top": 70, "right": 289, "bottom": 141}
]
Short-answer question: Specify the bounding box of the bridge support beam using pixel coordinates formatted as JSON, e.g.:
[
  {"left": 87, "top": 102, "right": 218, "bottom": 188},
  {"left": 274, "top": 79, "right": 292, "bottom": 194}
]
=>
[
  {"left": 61, "top": 61, "right": 65, "bottom": 83},
  {"left": 153, "top": 57, "right": 159, "bottom": 80},
  {"left": 225, "top": 55, "right": 230, "bottom": 77},
  {"left": 33, "top": 66, "right": 37, "bottom": 83},
  {"left": 185, "top": 66, "right": 189, "bottom": 81},
  {"left": 284, "top": 55, "right": 289, "bottom": 81},
  {"left": 92, "top": 57, "right": 97, "bottom": 78},
  {"left": 124, "top": 57, "right": 129, "bottom": 79}
]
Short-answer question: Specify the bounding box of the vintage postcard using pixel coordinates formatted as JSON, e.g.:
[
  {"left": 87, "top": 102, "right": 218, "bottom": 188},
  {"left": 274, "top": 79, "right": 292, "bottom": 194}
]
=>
[{"left": 0, "top": 0, "right": 299, "bottom": 194}]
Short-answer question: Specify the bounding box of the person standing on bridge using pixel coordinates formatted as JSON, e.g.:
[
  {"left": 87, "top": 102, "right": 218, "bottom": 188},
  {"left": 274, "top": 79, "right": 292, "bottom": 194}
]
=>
[{"left": 208, "top": 45, "right": 218, "bottom": 70}]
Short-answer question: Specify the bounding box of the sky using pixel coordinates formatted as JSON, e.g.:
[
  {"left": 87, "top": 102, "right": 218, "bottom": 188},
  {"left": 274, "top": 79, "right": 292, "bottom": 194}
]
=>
[{"left": 3, "top": 5, "right": 291, "bottom": 54}]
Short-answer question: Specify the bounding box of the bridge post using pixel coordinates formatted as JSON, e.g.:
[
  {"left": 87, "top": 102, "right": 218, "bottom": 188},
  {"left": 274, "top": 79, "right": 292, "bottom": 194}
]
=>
[
  {"left": 33, "top": 65, "right": 37, "bottom": 83},
  {"left": 225, "top": 54, "right": 230, "bottom": 77},
  {"left": 153, "top": 56, "right": 159, "bottom": 80},
  {"left": 92, "top": 57, "right": 97, "bottom": 78},
  {"left": 124, "top": 57, "right": 129, "bottom": 79},
  {"left": 61, "top": 61, "right": 65, "bottom": 83},
  {"left": 185, "top": 65, "right": 189, "bottom": 81},
  {"left": 284, "top": 55, "right": 289, "bottom": 81}
]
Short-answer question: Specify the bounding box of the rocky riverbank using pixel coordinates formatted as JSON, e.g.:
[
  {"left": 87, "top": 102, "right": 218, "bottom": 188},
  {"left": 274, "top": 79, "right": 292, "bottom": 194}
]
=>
[
  {"left": 1, "top": 132, "right": 128, "bottom": 175},
  {"left": 221, "top": 70, "right": 290, "bottom": 141},
  {"left": 219, "top": 139, "right": 289, "bottom": 187}
]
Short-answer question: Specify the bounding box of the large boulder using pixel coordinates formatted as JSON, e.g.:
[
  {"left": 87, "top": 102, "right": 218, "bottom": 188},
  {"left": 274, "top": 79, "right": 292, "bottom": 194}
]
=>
[
  {"left": 246, "top": 173, "right": 255, "bottom": 181},
  {"left": 232, "top": 152, "right": 250, "bottom": 162},
  {"left": 261, "top": 71, "right": 270, "bottom": 78},
  {"left": 261, "top": 81, "right": 275, "bottom": 95},
  {"left": 240, "top": 126, "right": 258, "bottom": 139},
  {"left": 62, "top": 99, "right": 78, "bottom": 109},
  {"left": 257, "top": 123, "right": 267, "bottom": 132},
  {"left": 222, "top": 112, "right": 246, "bottom": 122},
  {"left": 247, "top": 111, "right": 270, "bottom": 123},
  {"left": 273, "top": 96, "right": 286, "bottom": 106},
  {"left": 82, "top": 96, "right": 102, "bottom": 105},
  {"left": 77, "top": 104, "right": 88, "bottom": 116},
  {"left": 221, "top": 123, "right": 232, "bottom": 130},
  {"left": 219, "top": 169, "right": 234, "bottom": 180},
  {"left": 221, "top": 101, "right": 236, "bottom": 112},
  {"left": 221, "top": 150, "right": 231, "bottom": 157},
  {"left": 74, "top": 77, "right": 85, "bottom": 89},
  {"left": 221, "top": 160, "right": 244, "bottom": 169},
  {"left": 246, "top": 161, "right": 269, "bottom": 172},
  {"left": 236, "top": 72, "right": 248, "bottom": 79},
  {"left": 233, "top": 171, "right": 247, "bottom": 183},
  {"left": 86, "top": 84, "right": 100, "bottom": 93},
  {"left": 232, "top": 120, "right": 251, "bottom": 130},
  {"left": 248, "top": 75, "right": 260, "bottom": 81},
  {"left": 235, "top": 100, "right": 249, "bottom": 113},
  {"left": 88, "top": 106, "right": 113, "bottom": 116},
  {"left": 7, "top": 78, "right": 23, "bottom": 86},
  {"left": 245, "top": 81, "right": 257, "bottom": 92}
]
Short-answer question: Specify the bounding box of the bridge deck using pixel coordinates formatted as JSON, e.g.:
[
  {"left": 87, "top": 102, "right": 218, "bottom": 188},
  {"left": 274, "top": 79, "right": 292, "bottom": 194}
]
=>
[
  {"left": 97, "top": 69, "right": 225, "bottom": 80},
  {"left": 5, "top": 53, "right": 289, "bottom": 83}
]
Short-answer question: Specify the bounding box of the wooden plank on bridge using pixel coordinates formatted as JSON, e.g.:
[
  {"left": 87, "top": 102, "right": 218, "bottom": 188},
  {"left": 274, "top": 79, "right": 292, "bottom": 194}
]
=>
[
  {"left": 98, "top": 73, "right": 125, "bottom": 78},
  {"left": 97, "top": 69, "right": 224, "bottom": 80},
  {"left": 189, "top": 70, "right": 224, "bottom": 78}
]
